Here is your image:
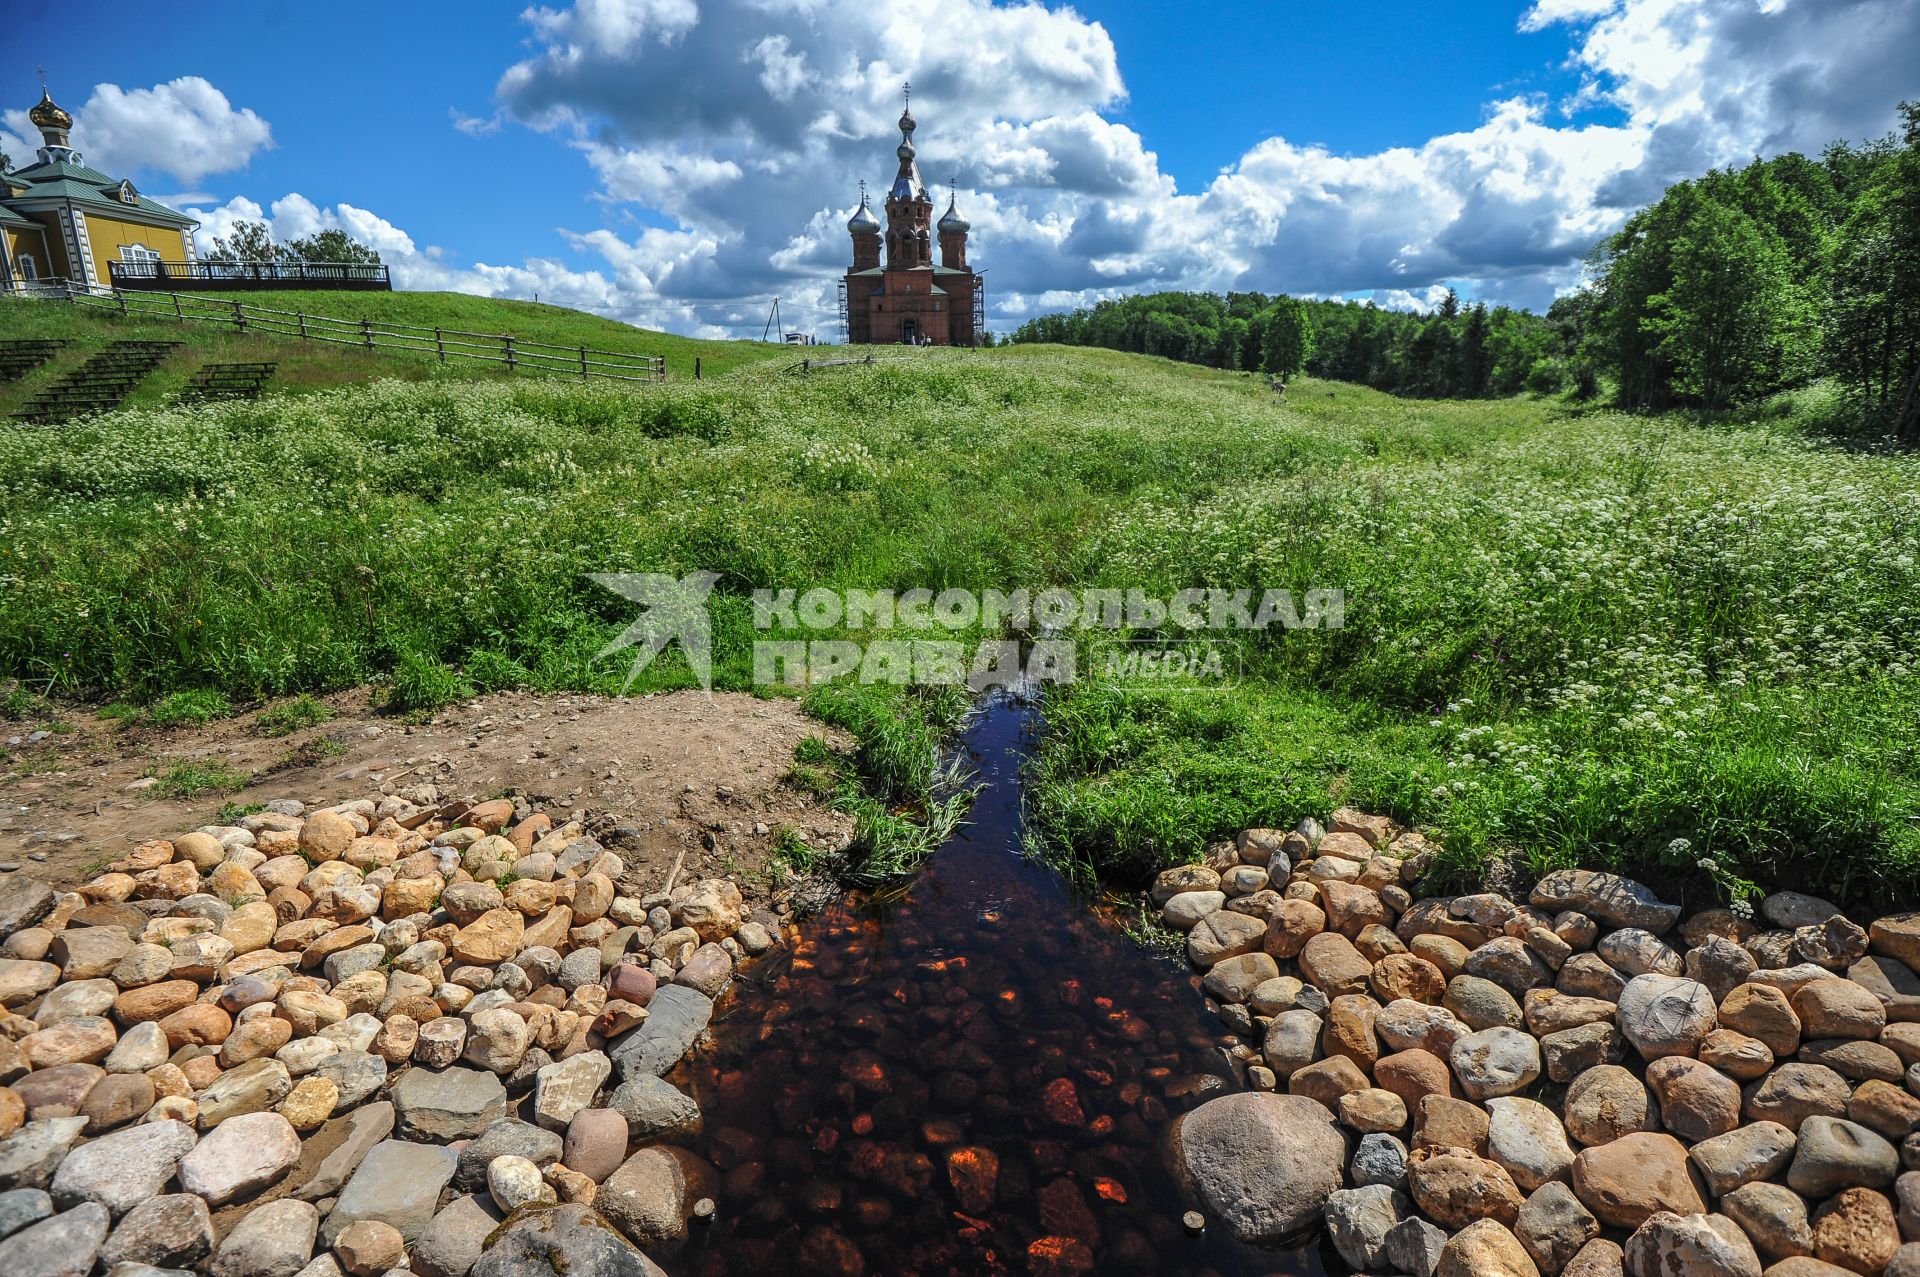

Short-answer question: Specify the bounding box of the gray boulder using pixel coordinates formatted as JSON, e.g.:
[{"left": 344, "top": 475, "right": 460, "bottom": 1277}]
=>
[
  {"left": 608, "top": 1076, "right": 701, "bottom": 1143},
  {"left": 320, "top": 1139, "right": 457, "bottom": 1246},
  {"left": 1169, "top": 1092, "right": 1347, "bottom": 1243},
  {"left": 291, "top": 1101, "right": 394, "bottom": 1202},
  {"left": 1787, "top": 1115, "right": 1898, "bottom": 1196},
  {"left": 0, "top": 877, "right": 55, "bottom": 941},
  {"left": 0, "top": 1202, "right": 110, "bottom": 1277},
  {"left": 409, "top": 1193, "right": 504, "bottom": 1277},
  {"left": 0, "top": 1187, "right": 54, "bottom": 1240},
  {"left": 392, "top": 1067, "right": 509, "bottom": 1141},
  {"left": 49, "top": 1120, "right": 196, "bottom": 1216},
  {"left": 211, "top": 1199, "right": 318, "bottom": 1277},
  {"left": 0, "top": 1119, "right": 88, "bottom": 1192},
  {"left": 455, "top": 1119, "right": 563, "bottom": 1193},
  {"left": 1324, "top": 1184, "right": 1408, "bottom": 1270},
  {"left": 312, "top": 1051, "right": 385, "bottom": 1111},
  {"left": 470, "top": 1203, "right": 667, "bottom": 1277},
  {"left": 99, "top": 1195, "right": 212, "bottom": 1270},
  {"left": 608, "top": 986, "right": 711, "bottom": 1080},
  {"left": 1530, "top": 870, "right": 1680, "bottom": 933}
]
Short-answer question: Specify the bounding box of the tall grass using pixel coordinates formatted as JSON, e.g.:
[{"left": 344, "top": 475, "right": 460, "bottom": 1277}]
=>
[{"left": 3, "top": 340, "right": 1915, "bottom": 899}]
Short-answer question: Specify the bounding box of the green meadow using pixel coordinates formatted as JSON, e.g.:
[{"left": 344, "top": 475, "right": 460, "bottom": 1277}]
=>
[{"left": 3, "top": 323, "right": 1916, "bottom": 902}]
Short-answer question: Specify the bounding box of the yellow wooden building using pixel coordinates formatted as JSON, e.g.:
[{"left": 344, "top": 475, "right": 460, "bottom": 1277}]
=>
[{"left": 1, "top": 86, "right": 198, "bottom": 290}]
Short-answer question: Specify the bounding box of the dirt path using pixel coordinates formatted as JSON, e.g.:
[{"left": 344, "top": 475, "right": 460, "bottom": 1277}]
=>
[{"left": 0, "top": 687, "right": 854, "bottom": 895}]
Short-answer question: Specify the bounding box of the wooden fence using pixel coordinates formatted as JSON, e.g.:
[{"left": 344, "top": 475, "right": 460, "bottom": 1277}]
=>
[{"left": 54, "top": 282, "right": 666, "bottom": 384}]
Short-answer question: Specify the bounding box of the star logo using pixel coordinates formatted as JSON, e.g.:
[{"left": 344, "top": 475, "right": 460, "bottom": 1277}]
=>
[{"left": 590, "top": 571, "right": 721, "bottom": 692}]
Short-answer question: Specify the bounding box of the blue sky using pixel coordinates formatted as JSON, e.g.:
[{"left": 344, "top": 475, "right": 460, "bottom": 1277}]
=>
[{"left": 3, "top": 0, "right": 1911, "bottom": 337}]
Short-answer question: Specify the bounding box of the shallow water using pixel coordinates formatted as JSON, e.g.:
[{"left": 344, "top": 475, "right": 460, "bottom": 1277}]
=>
[{"left": 673, "top": 696, "right": 1338, "bottom": 1277}]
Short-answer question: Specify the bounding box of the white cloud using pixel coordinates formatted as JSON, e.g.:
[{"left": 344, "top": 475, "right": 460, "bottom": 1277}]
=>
[
  {"left": 2, "top": 77, "right": 271, "bottom": 185},
  {"left": 132, "top": 0, "right": 1920, "bottom": 340},
  {"left": 1519, "top": 0, "right": 1620, "bottom": 33},
  {"left": 185, "top": 192, "right": 635, "bottom": 321},
  {"left": 464, "top": 0, "right": 1913, "bottom": 331}
]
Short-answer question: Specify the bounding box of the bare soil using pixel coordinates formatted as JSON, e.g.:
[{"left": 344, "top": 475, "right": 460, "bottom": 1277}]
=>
[{"left": 0, "top": 688, "right": 855, "bottom": 897}]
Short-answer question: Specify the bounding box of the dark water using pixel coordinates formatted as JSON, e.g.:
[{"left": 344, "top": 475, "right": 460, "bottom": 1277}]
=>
[{"left": 672, "top": 696, "right": 1338, "bottom": 1277}]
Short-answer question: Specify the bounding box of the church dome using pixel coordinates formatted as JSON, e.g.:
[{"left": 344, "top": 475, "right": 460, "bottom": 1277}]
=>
[
  {"left": 898, "top": 108, "right": 916, "bottom": 135},
  {"left": 29, "top": 88, "right": 71, "bottom": 131},
  {"left": 848, "top": 198, "right": 881, "bottom": 235},
  {"left": 938, "top": 195, "right": 970, "bottom": 233}
]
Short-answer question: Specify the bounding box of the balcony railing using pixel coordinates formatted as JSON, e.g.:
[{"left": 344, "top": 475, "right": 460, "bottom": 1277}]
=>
[{"left": 106, "top": 260, "right": 392, "bottom": 291}]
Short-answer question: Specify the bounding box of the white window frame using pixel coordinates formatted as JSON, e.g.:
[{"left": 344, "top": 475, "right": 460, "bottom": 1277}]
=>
[{"left": 17, "top": 253, "right": 36, "bottom": 280}]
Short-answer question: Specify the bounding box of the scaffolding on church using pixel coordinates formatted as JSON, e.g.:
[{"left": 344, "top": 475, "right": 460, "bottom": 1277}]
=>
[
  {"left": 836, "top": 278, "right": 849, "bottom": 345},
  {"left": 971, "top": 275, "right": 985, "bottom": 347}
]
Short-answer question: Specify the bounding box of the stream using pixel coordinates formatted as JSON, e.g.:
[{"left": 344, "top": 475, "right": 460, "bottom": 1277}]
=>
[{"left": 671, "top": 694, "right": 1340, "bottom": 1276}]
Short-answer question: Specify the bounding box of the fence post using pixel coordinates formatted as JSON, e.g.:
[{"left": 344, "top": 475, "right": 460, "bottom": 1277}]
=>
[
  {"left": 580, "top": 346, "right": 589, "bottom": 380},
  {"left": 505, "top": 337, "right": 516, "bottom": 375},
  {"left": 298, "top": 313, "right": 308, "bottom": 341},
  {"left": 362, "top": 319, "right": 373, "bottom": 351},
  {"left": 118, "top": 288, "right": 128, "bottom": 318},
  {"left": 173, "top": 293, "right": 183, "bottom": 321},
  {"left": 232, "top": 300, "right": 245, "bottom": 333},
  {"left": 435, "top": 328, "right": 445, "bottom": 363}
]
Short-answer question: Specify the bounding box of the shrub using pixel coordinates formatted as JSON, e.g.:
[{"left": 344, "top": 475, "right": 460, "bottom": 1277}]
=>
[{"left": 148, "top": 689, "right": 232, "bottom": 726}]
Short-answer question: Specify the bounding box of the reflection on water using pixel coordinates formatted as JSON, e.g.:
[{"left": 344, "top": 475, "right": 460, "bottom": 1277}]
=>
[{"left": 673, "top": 695, "right": 1340, "bottom": 1277}]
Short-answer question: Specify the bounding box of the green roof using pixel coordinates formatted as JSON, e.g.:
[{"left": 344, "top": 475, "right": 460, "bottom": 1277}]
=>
[
  {"left": 2, "top": 157, "right": 196, "bottom": 228},
  {"left": 11, "top": 157, "right": 116, "bottom": 184},
  {"left": 0, "top": 204, "right": 33, "bottom": 228}
]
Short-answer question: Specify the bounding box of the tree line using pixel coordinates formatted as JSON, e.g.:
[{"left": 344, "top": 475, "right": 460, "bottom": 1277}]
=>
[
  {"left": 203, "top": 220, "right": 384, "bottom": 266},
  {"left": 1008, "top": 287, "right": 1577, "bottom": 400},
  {"left": 1581, "top": 102, "right": 1919, "bottom": 435},
  {"left": 1010, "top": 100, "right": 1920, "bottom": 438}
]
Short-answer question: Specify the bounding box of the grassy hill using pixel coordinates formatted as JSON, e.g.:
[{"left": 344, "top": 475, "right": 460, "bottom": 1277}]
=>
[
  {"left": 0, "top": 288, "right": 793, "bottom": 417},
  {"left": 3, "top": 338, "right": 1916, "bottom": 901}
]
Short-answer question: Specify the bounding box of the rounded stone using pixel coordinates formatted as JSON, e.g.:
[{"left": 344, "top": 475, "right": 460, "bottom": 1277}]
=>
[
  {"left": 1169, "top": 1092, "right": 1347, "bottom": 1244},
  {"left": 1811, "top": 1187, "right": 1900, "bottom": 1276},
  {"left": 333, "top": 1218, "right": 405, "bottom": 1276},
  {"left": 1746, "top": 1063, "right": 1853, "bottom": 1130},
  {"left": 486, "top": 1154, "right": 556, "bottom": 1214},
  {"left": 1485, "top": 1096, "right": 1577, "bottom": 1192},
  {"left": 1788, "top": 1116, "right": 1899, "bottom": 1196},
  {"left": 563, "top": 1107, "right": 630, "bottom": 1184},
  {"left": 1618, "top": 974, "right": 1717, "bottom": 1059},
  {"left": 1623, "top": 1210, "right": 1761, "bottom": 1277},
  {"left": 1451, "top": 1026, "right": 1542, "bottom": 1100},
  {"left": 1570, "top": 1132, "right": 1707, "bottom": 1230},
  {"left": 1408, "top": 1146, "right": 1524, "bottom": 1229},
  {"left": 1645, "top": 1055, "right": 1743, "bottom": 1143},
  {"left": 1435, "top": 1218, "right": 1539, "bottom": 1277}
]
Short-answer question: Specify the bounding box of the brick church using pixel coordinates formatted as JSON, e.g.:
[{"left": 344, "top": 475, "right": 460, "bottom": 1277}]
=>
[{"left": 842, "top": 91, "right": 982, "bottom": 346}]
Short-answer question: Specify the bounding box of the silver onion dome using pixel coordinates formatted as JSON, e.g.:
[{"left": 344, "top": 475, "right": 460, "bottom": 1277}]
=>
[{"left": 938, "top": 194, "right": 970, "bottom": 233}]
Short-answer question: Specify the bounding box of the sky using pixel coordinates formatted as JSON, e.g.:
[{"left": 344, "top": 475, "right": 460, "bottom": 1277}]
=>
[{"left": 2, "top": 0, "right": 1914, "bottom": 339}]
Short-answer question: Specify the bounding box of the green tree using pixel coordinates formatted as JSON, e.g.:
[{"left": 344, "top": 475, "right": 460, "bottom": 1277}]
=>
[
  {"left": 203, "top": 220, "right": 279, "bottom": 263},
  {"left": 1643, "top": 197, "right": 1804, "bottom": 411},
  {"left": 1461, "top": 303, "right": 1492, "bottom": 397},
  {"left": 281, "top": 229, "right": 382, "bottom": 264},
  {"left": 1258, "top": 298, "right": 1315, "bottom": 380}
]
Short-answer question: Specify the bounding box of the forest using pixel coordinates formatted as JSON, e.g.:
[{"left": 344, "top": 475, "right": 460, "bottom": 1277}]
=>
[{"left": 1011, "top": 101, "right": 1920, "bottom": 437}]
